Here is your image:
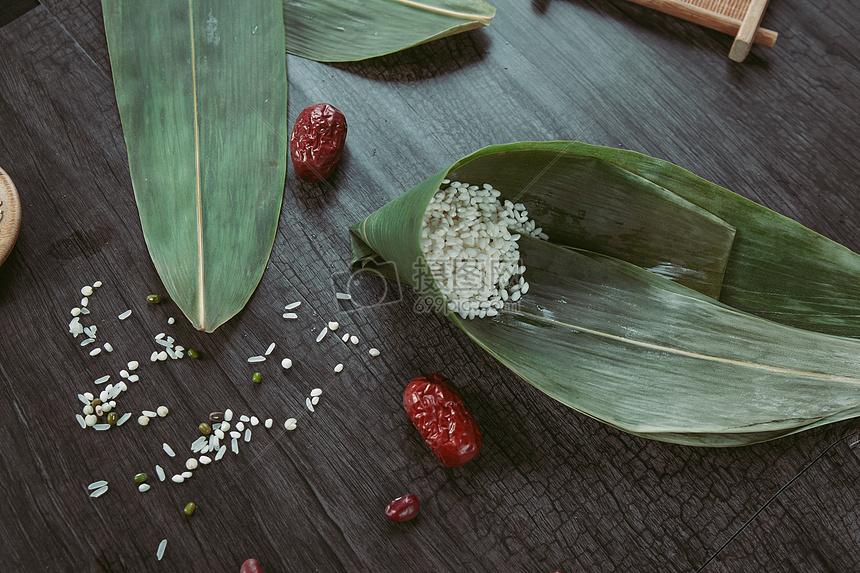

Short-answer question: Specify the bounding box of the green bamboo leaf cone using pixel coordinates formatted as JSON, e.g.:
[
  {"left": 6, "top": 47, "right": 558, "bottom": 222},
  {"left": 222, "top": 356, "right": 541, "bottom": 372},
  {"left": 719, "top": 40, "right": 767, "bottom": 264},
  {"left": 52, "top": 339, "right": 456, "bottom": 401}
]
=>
[
  {"left": 103, "top": 0, "right": 288, "bottom": 332},
  {"left": 351, "top": 141, "right": 860, "bottom": 446}
]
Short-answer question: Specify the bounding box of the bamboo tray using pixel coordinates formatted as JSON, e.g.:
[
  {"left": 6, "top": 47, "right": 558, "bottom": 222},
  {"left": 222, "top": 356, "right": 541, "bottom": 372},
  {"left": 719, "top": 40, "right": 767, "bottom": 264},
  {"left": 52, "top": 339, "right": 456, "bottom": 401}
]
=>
[
  {"left": 624, "top": 0, "right": 777, "bottom": 62},
  {"left": 0, "top": 166, "right": 21, "bottom": 266}
]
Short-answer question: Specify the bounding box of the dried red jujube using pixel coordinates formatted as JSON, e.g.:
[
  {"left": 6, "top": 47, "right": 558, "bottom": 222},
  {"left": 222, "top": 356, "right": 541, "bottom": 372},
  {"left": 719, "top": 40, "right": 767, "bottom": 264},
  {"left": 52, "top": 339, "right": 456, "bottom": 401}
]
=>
[
  {"left": 385, "top": 493, "right": 420, "bottom": 522},
  {"left": 240, "top": 558, "right": 263, "bottom": 573},
  {"left": 289, "top": 103, "right": 347, "bottom": 182},
  {"left": 403, "top": 374, "right": 482, "bottom": 468}
]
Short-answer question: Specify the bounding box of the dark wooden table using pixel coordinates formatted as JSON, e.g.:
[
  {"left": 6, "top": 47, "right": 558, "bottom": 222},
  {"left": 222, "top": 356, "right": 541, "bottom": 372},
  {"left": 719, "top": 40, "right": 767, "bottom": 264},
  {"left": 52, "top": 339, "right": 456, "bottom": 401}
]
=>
[{"left": 1, "top": 1, "right": 859, "bottom": 571}]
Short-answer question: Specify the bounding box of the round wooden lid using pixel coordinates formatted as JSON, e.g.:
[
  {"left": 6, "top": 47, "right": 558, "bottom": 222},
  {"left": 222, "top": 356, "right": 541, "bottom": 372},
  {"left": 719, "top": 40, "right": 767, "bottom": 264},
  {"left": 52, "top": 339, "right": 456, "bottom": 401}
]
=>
[{"left": 0, "top": 166, "right": 21, "bottom": 266}]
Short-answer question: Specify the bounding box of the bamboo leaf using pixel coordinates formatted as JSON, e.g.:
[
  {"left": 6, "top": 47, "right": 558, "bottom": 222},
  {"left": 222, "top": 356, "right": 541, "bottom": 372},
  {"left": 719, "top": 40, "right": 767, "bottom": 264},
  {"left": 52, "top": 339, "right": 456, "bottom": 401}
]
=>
[
  {"left": 284, "top": 0, "right": 496, "bottom": 62},
  {"left": 102, "top": 0, "right": 288, "bottom": 332},
  {"left": 350, "top": 141, "right": 860, "bottom": 446}
]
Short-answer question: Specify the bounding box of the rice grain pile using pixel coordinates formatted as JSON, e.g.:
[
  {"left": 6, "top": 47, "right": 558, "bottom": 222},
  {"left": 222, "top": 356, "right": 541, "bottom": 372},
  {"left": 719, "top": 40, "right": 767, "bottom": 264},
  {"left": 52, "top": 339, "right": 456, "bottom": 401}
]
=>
[{"left": 421, "top": 180, "right": 548, "bottom": 319}]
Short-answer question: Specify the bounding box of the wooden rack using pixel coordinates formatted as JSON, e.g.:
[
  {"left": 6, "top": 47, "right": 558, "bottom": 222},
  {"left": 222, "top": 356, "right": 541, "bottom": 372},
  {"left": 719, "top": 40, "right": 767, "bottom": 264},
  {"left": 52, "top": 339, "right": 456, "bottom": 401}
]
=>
[{"left": 623, "top": 0, "right": 777, "bottom": 62}]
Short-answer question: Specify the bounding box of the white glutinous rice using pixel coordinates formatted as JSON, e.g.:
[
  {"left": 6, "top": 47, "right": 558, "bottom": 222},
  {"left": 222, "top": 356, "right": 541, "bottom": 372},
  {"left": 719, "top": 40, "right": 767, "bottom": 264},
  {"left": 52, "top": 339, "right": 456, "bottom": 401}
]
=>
[
  {"left": 231, "top": 437, "right": 239, "bottom": 454},
  {"left": 283, "top": 312, "right": 298, "bottom": 319},
  {"left": 127, "top": 360, "right": 139, "bottom": 371},
  {"left": 284, "top": 418, "right": 297, "bottom": 431},
  {"left": 171, "top": 475, "right": 184, "bottom": 483},
  {"left": 264, "top": 418, "right": 273, "bottom": 428},
  {"left": 285, "top": 301, "right": 301, "bottom": 310},
  {"left": 341, "top": 333, "right": 349, "bottom": 343},
  {"left": 90, "top": 485, "right": 108, "bottom": 498},
  {"left": 310, "top": 388, "right": 323, "bottom": 397},
  {"left": 369, "top": 348, "right": 380, "bottom": 357},
  {"left": 89, "top": 348, "right": 102, "bottom": 357},
  {"left": 81, "top": 285, "right": 93, "bottom": 296},
  {"left": 118, "top": 309, "right": 132, "bottom": 320},
  {"left": 336, "top": 292, "right": 351, "bottom": 300},
  {"left": 350, "top": 335, "right": 359, "bottom": 345},
  {"left": 240, "top": 415, "right": 250, "bottom": 422},
  {"left": 244, "top": 428, "right": 252, "bottom": 442},
  {"left": 247, "top": 355, "right": 266, "bottom": 363},
  {"left": 281, "top": 357, "right": 293, "bottom": 369},
  {"left": 421, "top": 181, "right": 547, "bottom": 319},
  {"left": 327, "top": 321, "right": 339, "bottom": 331},
  {"left": 138, "top": 483, "right": 150, "bottom": 492},
  {"left": 156, "top": 465, "right": 166, "bottom": 481},
  {"left": 316, "top": 327, "right": 328, "bottom": 343},
  {"left": 265, "top": 343, "right": 276, "bottom": 355},
  {"left": 334, "top": 363, "right": 344, "bottom": 373},
  {"left": 224, "top": 408, "right": 234, "bottom": 422},
  {"left": 156, "top": 539, "right": 167, "bottom": 561},
  {"left": 199, "top": 455, "right": 212, "bottom": 465},
  {"left": 168, "top": 317, "right": 175, "bottom": 324},
  {"left": 250, "top": 416, "right": 259, "bottom": 426},
  {"left": 103, "top": 343, "right": 113, "bottom": 353},
  {"left": 306, "top": 397, "right": 315, "bottom": 412},
  {"left": 163, "top": 442, "right": 176, "bottom": 457}
]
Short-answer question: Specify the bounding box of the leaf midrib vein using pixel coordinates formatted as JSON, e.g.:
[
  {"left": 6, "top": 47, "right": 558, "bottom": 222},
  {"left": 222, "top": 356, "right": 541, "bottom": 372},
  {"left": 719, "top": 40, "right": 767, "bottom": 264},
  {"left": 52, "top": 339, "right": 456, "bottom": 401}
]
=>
[
  {"left": 189, "top": 0, "right": 205, "bottom": 329},
  {"left": 504, "top": 309, "right": 860, "bottom": 383},
  {"left": 390, "top": 0, "right": 493, "bottom": 23}
]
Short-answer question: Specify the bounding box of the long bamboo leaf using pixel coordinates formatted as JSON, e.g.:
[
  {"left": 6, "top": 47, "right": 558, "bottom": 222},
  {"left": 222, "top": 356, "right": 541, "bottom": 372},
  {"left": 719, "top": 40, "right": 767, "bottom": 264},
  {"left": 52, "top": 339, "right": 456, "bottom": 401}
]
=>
[
  {"left": 349, "top": 141, "right": 860, "bottom": 446},
  {"left": 103, "top": 0, "right": 288, "bottom": 332},
  {"left": 284, "top": 0, "right": 496, "bottom": 62}
]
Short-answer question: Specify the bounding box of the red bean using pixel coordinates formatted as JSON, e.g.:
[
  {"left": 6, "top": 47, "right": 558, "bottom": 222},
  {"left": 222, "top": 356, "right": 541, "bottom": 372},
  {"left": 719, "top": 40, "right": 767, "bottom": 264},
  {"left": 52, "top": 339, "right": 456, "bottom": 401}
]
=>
[
  {"left": 385, "top": 493, "right": 420, "bottom": 522},
  {"left": 240, "top": 558, "right": 263, "bottom": 573},
  {"left": 289, "top": 103, "right": 347, "bottom": 182},
  {"left": 403, "top": 374, "right": 482, "bottom": 468}
]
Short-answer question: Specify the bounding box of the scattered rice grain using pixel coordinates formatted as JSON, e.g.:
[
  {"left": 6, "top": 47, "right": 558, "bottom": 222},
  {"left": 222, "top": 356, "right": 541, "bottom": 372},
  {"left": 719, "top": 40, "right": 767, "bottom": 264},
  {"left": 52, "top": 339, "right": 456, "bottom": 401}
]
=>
[
  {"left": 215, "top": 445, "right": 227, "bottom": 460},
  {"left": 328, "top": 321, "right": 339, "bottom": 331},
  {"left": 281, "top": 358, "right": 293, "bottom": 369},
  {"left": 118, "top": 310, "right": 132, "bottom": 320},
  {"left": 117, "top": 413, "right": 131, "bottom": 426},
  {"left": 285, "top": 301, "right": 301, "bottom": 310},
  {"left": 310, "top": 388, "right": 323, "bottom": 397},
  {"left": 76, "top": 414, "right": 86, "bottom": 428},
  {"left": 336, "top": 292, "right": 352, "bottom": 300},
  {"left": 265, "top": 343, "right": 276, "bottom": 355},
  {"left": 89, "top": 348, "right": 102, "bottom": 356},
  {"left": 244, "top": 429, "right": 252, "bottom": 442},
  {"left": 138, "top": 483, "right": 150, "bottom": 492},
  {"left": 93, "top": 423, "right": 111, "bottom": 431},
  {"left": 264, "top": 418, "right": 273, "bottom": 428},
  {"left": 156, "top": 539, "right": 167, "bottom": 561},
  {"left": 90, "top": 485, "right": 108, "bottom": 498},
  {"left": 88, "top": 480, "right": 108, "bottom": 490},
  {"left": 306, "top": 397, "right": 315, "bottom": 412},
  {"left": 283, "top": 312, "right": 298, "bottom": 319},
  {"left": 93, "top": 375, "right": 110, "bottom": 385},
  {"left": 350, "top": 335, "right": 359, "bottom": 345},
  {"left": 163, "top": 443, "right": 176, "bottom": 457},
  {"left": 247, "top": 355, "right": 266, "bottom": 363},
  {"left": 334, "top": 363, "right": 344, "bottom": 373},
  {"left": 369, "top": 348, "right": 380, "bottom": 357},
  {"left": 316, "top": 327, "right": 329, "bottom": 343},
  {"left": 284, "top": 418, "right": 297, "bottom": 431}
]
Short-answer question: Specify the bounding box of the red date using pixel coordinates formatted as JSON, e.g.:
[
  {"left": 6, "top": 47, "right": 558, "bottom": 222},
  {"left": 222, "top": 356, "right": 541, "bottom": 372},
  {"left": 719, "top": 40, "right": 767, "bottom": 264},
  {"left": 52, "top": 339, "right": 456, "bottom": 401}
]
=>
[
  {"left": 385, "top": 493, "right": 420, "bottom": 522},
  {"left": 289, "top": 103, "right": 347, "bottom": 182},
  {"left": 403, "top": 374, "right": 482, "bottom": 468},
  {"left": 240, "top": 558, "right": 263, "bottom": 573}
]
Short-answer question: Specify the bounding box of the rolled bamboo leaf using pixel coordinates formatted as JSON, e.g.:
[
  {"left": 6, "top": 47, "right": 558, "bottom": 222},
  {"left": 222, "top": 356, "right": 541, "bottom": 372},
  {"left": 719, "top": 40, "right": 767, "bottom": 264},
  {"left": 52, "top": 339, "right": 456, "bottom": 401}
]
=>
[
  {"left": 284, "top": 0, "right": 496, "bottom": 62},
  {"left": 350, "top": 141, "right": 860, "bottom": 446},
  {"left": 103, "top": 0, "right": 288, "bottom": 332}
]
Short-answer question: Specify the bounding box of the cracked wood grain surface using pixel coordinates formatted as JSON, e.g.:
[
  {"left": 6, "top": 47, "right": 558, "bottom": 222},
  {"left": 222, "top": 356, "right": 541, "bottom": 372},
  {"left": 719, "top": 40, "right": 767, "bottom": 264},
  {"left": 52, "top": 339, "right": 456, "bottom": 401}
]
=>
[{"left": 0, "top": 0, "right": 858, "bottom": 571}]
